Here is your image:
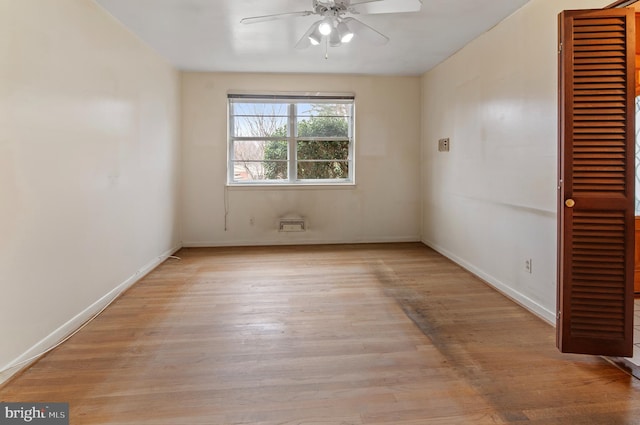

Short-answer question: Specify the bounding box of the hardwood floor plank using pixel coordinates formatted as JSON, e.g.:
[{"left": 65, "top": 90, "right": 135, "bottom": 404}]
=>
[{"left": 1, "top": 243, "right": 640, "bottom": 424}]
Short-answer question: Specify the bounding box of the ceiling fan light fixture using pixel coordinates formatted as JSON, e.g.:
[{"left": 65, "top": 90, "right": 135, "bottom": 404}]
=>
[
  {"left": 318, "top": 18, "right": 333, "bottom": 36},
  {"left": 329, "top": 29, "right": 342, "bottom": 47},
  {"left": 308, "top": 20, "right": 324, "bottom": 45},
  {"left": 309, "top": 31, "right": 322, "bottom": 45},
  {"left": 337, "top": 21, "right": 354, "bottom": 43}
]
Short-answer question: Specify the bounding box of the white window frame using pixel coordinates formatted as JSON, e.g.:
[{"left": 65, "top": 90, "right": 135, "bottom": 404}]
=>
[{"left": 227, "top": 93, "right": 355, "bottom": 185}]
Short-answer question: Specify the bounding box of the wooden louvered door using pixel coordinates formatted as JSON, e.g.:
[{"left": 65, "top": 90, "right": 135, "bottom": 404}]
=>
[{"left": 557, "top": 8, "right": 635, "bottom": 356}]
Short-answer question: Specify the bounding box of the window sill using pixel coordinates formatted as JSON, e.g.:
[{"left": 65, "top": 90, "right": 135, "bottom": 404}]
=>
[{"left": 226, "top": 182, "right": 356, "bottom": 190}]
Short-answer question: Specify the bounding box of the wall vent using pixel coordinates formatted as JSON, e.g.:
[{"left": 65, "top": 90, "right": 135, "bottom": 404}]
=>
[{"left": 279, "top": 219, "right": 306, "bottom": 232}]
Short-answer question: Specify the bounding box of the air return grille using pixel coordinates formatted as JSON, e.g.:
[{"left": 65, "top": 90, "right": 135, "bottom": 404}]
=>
[{"left": 279, "top": 219, "right": 306, "bottom": 232}]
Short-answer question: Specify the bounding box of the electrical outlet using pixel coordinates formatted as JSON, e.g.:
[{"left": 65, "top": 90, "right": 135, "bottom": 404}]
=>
[
  {"left": 438, "top": 138, "right": 450, "bottom": 152},
  {"left": 525, "top": 259, "right": 532, "bottom": 274}
]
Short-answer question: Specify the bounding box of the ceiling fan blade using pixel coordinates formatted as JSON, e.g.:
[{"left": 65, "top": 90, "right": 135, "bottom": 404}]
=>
[
  {"left": 240, "top": 10, "right": 313, "bottom": 25},
  {"left": 348, "top": 0, "right": 422, "bottom": 15},
  {"left": 347, "top": 0, "right": 384, "bottom": 8},
  {"left": 343, "top": 17, "right": 389, "bottom": 45}
]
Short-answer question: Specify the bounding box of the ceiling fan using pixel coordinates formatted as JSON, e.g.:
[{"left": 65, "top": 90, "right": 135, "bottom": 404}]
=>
[{"left": 240, "top": 0, "right": 423, "bottom": 50}]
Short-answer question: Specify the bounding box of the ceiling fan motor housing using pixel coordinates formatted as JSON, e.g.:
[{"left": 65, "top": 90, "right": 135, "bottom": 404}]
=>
[{"left": 313, "top": 0, "right": 351, "bottom": 16}]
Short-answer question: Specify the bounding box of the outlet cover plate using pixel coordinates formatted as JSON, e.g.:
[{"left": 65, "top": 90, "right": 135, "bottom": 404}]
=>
[{"left": 438, "top": 138, "right": 450, "bottom": 152}]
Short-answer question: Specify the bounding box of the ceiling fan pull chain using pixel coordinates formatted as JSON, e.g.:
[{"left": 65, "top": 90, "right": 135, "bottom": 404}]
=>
[{"left": 325, "top": 37, "right": 329, "bottom": 59}]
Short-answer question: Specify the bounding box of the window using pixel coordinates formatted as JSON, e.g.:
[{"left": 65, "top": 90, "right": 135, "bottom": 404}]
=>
[{"left": 228, "top": 93, "right": 355, "bottom": 185}]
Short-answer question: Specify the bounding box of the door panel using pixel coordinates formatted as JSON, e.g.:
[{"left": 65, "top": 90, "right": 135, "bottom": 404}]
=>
[{"left": 557, "top": 8, "right": 635, "bottom": 356}]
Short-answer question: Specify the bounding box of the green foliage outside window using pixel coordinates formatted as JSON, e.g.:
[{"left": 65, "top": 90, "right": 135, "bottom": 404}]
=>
[{"left": 264, "top": 115, "right": 350, "bottom": 180}]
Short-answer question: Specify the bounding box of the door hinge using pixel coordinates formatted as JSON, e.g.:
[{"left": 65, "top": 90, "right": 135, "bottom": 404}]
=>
[
  {"left": 558, "top": 42, "right": 563, "bottom": 54},
  {"left": 557, "top": 311, "right": 561, "bottom": 320}
]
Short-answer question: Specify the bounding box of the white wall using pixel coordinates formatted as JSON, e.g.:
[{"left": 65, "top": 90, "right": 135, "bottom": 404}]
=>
[
  {"left": 182, "top": 73, "right": 421, "bottom": 246},
  {"left": 0, "top": 0, "right": 181, "bottom": 382},
  {"left": 420, "top": 0, "right": 612, "bottom": 323}
]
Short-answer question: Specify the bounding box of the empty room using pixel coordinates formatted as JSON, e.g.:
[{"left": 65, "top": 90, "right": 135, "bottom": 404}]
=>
[{"left": 2, "top": 0, "right": 640, "bottom": 423}]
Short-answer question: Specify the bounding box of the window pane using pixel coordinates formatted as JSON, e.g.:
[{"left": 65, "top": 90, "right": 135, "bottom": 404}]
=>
[
  {"left": 297, "top": 161, "right": 349, "bottom": 180},
  {"left": 234, "top": 140, "right": 287, "bottom": 161},
  {"left": 233, "top": 115, "right": 288, "bottom": 138},
  {"left": 233, "top": 161, "right": 288, "bottom": 181},
  {"left": 232, "top": 103, "right": 289, "bottom": 137},
  {"left": 233, "top": 102, "right": 289, "bottom": 117},
  {"left": 297, "top": 103, "right": 351, "bottom": 118},
  {"left": 296, "top": 116, "right": 348, "bottom": 138},
  {"left": 296, "top": 102, "right": 351, "bottom": 138},
  {"left": 297, "top": 140, "right": 349, "bottom": 160}
]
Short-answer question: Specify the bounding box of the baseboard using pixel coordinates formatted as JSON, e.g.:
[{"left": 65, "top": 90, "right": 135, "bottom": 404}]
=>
[
  {"left": 422, "top": 239, "right": 556, "bottom": 326},
  {"left": 0, "top": 243, "right": 182, "bottom": 387},
  {"left": 182, "top": 236, "right": 421, "bottom": 248}
]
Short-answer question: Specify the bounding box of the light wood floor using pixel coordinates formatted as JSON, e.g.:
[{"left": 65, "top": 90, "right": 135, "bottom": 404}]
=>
[{"left": 2, "top": 243, "right": 640, "bottom": 424}]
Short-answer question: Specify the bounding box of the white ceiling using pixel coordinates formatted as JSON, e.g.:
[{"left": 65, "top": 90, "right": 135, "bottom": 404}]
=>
[{"left": 94, "top": 0, "right": 531, "bottom": 76}]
